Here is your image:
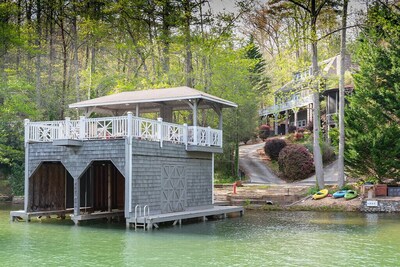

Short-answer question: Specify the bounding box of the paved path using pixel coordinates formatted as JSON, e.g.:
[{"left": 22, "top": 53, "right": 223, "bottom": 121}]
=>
[
  {"left": 295, "top": 160, "right": 339, "bottom": 185},
  {"left": 239, "top": 142, "right": 339, "bottom": 185},
  {"left": 239, "top": 143, "right": 286, "bottom": 184}
]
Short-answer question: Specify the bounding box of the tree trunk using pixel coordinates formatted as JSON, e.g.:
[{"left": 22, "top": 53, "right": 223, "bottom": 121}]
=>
[
  {"left": 338, "top": 0, "right": 348, "bottom": 188},
  {"left": 35, "top": 0, "right": 42, "bottom": 107},
  {"left": 72, "top": 2, "right": 80, "bottom": 102},
  {"left": 161, "top": 0, "right": 171, "bottom": 74},
  {"left": 310, "top": 0, "right": 324, "bottom": 189},
  {"left": 183, "top": 0, "right": 193, "bottom": 87},
  {"left": 60, "top": 16, "right": 67, "bottom": 119}
]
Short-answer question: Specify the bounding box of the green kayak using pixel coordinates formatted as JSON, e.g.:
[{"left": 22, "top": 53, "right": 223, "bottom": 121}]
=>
[{"left": 344, "top": 190, "right": 358, "bottom": 200}]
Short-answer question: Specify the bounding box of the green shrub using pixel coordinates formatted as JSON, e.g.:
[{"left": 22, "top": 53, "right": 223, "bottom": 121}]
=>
[
  {"left": 278, "top": 144, "right": 315, "bottom": 181},
  {"left": 8, "top": 164, "right": 24, "bottom": 196},
  {"left": 321, "top": 142, "right": 336, "bottom": 163},
  {"left": 264, "top": 138, "right": 287, "bottom": 161},
  {"left": 302, "top": 141, "right": 336, "bottom": 164}
]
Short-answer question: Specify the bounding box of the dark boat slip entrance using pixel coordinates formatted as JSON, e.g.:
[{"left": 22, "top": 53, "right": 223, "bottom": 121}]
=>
[{"left": 28, "top": 161, "right": 124, "bottom": 218}]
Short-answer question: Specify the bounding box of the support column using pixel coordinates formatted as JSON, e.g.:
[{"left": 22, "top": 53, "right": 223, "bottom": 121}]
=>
[
  {"left": 73, "top": 177, "right": 80, "bottom": 218},
  {"left": 24, "top": 119, "right": 30, "bottom": 212},
  {"left": 108, "top": 164, "right": 111, "bottom": 212},
  {"left": 212, "top": 153, "right": 215, "bottom": 205},
  {"left": 285, "top": 110, "right": 289, "bottom": 134},
  {"left": 274, "top": 113, "right": 278, "bottom": 135},
  {"left": 293, "top": 107, "right": 299, "bottom": 129}
]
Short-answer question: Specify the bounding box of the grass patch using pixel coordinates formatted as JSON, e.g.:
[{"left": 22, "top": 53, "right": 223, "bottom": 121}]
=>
[{"left": 214, "top": 173, "right": 237, "bottom": 184}]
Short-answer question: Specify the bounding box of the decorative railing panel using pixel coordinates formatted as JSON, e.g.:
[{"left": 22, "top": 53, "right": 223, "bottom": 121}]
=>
[{"left": 24, "top": 114, "right": 222, "bottom": 148}]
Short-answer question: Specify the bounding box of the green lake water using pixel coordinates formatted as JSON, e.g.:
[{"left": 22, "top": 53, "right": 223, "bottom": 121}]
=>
[{"left": 1, "top": 203, "right": 400, "bottom": 267}]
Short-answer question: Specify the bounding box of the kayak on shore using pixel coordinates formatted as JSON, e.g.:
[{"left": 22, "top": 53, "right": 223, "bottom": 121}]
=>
[
  {"left": 333, "top": 190, "right": 348, "bottom": 199},
  {"left": 313, "top": 189, "right": 329, "bottom": 200},
  {"left": 344, "top": 190, "right": 358, "bottom": 200}
]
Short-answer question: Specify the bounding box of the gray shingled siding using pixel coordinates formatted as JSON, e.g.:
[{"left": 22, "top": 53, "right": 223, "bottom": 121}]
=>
[
  {"left": 27, "top": 138, "right": 212, "bottom": 217},
  {"left": 130, "top": 140, "right": 212, "bottom": 215},
  {"left": 27, "top": 139, "right": 126, "bottom": 179}
]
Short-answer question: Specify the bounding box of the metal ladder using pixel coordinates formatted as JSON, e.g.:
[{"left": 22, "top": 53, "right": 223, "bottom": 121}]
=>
[{"left": 134, "top": 205, "right": 149, "bottom": 230}]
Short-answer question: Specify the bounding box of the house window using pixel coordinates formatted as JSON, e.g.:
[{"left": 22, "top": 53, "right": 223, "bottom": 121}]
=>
[{"left": 297, "top": 120, "right": 307, "bottom": 128}]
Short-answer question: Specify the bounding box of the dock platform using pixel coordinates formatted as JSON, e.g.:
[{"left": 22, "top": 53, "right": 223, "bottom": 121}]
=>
[
  {"left": 126, "top": 205, "right": 244, "bottom": 230},
  {"left": 10, "top": 209, "right": 74, "bottom": 222}
]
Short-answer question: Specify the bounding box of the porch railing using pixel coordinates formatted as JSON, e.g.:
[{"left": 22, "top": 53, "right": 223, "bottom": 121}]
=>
[
  {"left": 259, "top": 94, "right": 313, "bottom": 116},
  {"left": 24, "top": 112, "right": 222, "bottom": 148}
]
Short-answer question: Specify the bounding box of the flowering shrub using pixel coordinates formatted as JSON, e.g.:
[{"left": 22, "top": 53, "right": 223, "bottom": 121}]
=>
[
  {"left": 278, "top": 144, "right": 315, "bottom": 181},
  {"left": 259, "top": 124, "right": 271, "bottom": 139},
  {"left": 264, "top": 138, "right": 287, "bottom": 160}
]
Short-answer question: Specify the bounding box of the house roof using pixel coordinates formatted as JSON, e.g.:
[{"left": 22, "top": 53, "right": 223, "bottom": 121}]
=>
[{"left": 69, "top": 86, "right": 237, "bottom": 115}]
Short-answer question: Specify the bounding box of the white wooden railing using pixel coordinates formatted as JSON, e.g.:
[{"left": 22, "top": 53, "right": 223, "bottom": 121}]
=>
[
  {"left": 259, "top": 94, "right": 313, "bottom": 116},
  {"left": 24, "top": 112, "right": 222, "bottom": 148}
]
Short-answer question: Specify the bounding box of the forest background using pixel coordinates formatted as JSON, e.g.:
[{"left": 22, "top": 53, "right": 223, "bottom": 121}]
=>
[{"left": 0, "top": 0, "right": 398, "bottom": 195}]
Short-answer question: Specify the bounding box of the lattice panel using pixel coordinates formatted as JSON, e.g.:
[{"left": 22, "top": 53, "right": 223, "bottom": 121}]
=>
[{"left": 161, "top": 165, "right": 187, "bottom": 213}]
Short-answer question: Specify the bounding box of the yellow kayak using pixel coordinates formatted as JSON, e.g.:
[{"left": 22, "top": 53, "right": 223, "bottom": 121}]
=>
[{"left": 312, "top": 189, "right": 329, "bottom": 200}]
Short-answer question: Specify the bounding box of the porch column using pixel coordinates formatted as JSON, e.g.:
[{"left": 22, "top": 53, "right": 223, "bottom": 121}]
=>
[
  {"left": 285, "top": 110, "right": 289, "bottom": 134},
  {"left": 73, "top": 177, "right": 80, "bottom": 218},
  {"left": 293, "top": 107, "right": 299, "bottom": 129},
  {"left": 274, "top": 113, "right": 278, "bottom": 135},
  {"left": 192, "top": 100, "right": 198, "bottom": 127}
]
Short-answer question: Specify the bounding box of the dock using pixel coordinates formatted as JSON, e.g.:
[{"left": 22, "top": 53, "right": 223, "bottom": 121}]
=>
[
  {"left": 126, "top": 205, "right": 244, "bottom": 230},
  {"left": 10, "top": 208, "right": 124, "bottom": 223}
]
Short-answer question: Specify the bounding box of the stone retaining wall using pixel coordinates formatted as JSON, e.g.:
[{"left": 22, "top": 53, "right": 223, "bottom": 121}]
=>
[{"left": 360, "top": 198, "right": 400, "bottom": 212}]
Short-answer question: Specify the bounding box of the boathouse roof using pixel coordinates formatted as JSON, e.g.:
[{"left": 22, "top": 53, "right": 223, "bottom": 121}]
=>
[{"left": 69, "top": 86, "right": 237, "bottom": 115}]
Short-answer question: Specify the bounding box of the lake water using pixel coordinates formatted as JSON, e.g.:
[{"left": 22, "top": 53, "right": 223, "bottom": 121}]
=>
[{"left": 1, "top": 203, "right": 400, "bottom": 266}]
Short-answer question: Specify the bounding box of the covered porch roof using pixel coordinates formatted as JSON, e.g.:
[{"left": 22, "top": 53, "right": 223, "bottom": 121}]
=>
[{"left": 69, "top": 86, "right": 237, "bottom": 116}]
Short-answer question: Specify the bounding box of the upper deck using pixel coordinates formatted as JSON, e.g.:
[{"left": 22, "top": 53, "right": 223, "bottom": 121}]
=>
[{"left": 25, "top": 112, "right": 222, "bottom": 151}]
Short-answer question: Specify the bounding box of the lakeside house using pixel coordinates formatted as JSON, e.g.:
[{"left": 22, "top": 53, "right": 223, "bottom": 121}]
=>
[
  {"left": 11, "top": 86, "right": 243, "bottom": 229},
  {"left": 259, "top": 55, "right": 353, "bottom": 136}
]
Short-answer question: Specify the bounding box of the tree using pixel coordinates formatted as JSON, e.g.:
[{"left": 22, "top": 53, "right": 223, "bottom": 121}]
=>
[
  {"left": 345, "top": 2, "right": 400, "bottom": 182},
  {"left": 286, "top": 0, "right": 337, "bottom": 189},
  {"left": 338, "top": 0, "right": 348, "bottom": 188}
]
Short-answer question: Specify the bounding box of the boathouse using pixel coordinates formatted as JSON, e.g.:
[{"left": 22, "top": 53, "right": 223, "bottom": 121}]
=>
[{"left": 11, "top": 86, "right": 243, "bottom": 229}]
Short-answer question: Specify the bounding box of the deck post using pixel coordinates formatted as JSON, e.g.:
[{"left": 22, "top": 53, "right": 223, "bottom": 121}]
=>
[
  {"left": 79, "top": 116, "right": 85, "bottom": 139},
  {"left": 65, "top": 117, "right": 70, "bottom": 139},
  {"left": 183, "top": 123, "right": 188, "bottom": 149},
  {"left": 157, "top": 117, "right": 163, "bottom": 147},
  {"left": 212, "top": 153, "right": 215, "bottom": 204},
  {"left": 207, "top": 126, "right": 211, "bottom": 146},
  {"left": 192, "top": 100, "right": 198, "bottom": 145}
]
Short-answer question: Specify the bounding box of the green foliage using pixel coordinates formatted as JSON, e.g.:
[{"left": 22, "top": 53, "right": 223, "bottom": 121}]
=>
[
  {"left": 278, "top": 144, "right": 315, "bottom": 181},
  {"left": 8, "top": 164, "right": 24, "bottom": 196},
  {"left": 345, "top": 3, "right": 400, "bottom": 182},
  {"left": 320, "top": 141, "right": 336, "bottom": 164},
  {"left": 264, "top": 138, "right": 287, "bottom": 161}
]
